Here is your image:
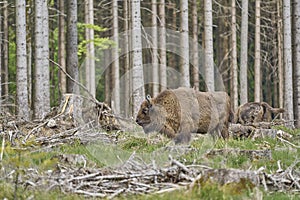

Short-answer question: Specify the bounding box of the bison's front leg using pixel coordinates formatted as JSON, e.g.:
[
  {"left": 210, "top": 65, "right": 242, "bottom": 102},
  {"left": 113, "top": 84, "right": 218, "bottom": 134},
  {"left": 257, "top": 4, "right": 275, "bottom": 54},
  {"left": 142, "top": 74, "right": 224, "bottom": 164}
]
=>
[
  {"left": 160, "top": 124, "right": 176, "bottom": 138},
  {"left": 174, "top": 132, "right": 191, "bottom": 144}
]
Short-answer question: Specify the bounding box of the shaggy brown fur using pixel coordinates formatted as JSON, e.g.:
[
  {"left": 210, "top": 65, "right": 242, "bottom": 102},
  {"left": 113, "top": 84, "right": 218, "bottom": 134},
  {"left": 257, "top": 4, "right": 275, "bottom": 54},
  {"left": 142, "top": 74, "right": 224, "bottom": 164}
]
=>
[
  {"left": 135, "top": 87, "right": 231, "bottom": 144},
  {"left": 234, "top": 102, "right": 285, "bottom": 125}
]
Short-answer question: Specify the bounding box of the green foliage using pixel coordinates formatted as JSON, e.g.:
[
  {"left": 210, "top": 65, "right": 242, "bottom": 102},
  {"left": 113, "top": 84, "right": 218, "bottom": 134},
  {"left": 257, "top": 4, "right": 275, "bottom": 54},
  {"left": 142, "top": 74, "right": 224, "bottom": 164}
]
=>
[{"left": 77, "top": 23, "right": 114, "bottom": 57}]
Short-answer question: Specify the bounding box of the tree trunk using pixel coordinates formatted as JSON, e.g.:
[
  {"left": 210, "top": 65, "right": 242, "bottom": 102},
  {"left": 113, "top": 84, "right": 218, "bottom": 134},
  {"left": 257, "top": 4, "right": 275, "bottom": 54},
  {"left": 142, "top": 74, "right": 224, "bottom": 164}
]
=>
[
  {"left": 131, "top": 0, "right": 145, "bottom": 117},
  {"left": 112, "top": 0, "right": 120, "bottom": 114},
  {"left": 191, "top": 0, "right": 199, "bottom": 90},
  {"left": 204, "top": 0, "right": 214, "bottom": 91},
  {"left": 277, "top": 0, "right": 284, "bottom": 117},
  {"left": 66, "top": 0, "right": 79, "bottom": 95},
  {"left": 43, "top": 0, "right": 50, "bottom": 111},
  {"left": 283, "top": 0, "right": 294, "bottom": 128},
  {"left": 84, "top": 0, "right": 95, "bottom": 98},
  {"left": 158, "top": 0, "right": 167, "bottom": 91},
  {"left": 254, "top": 0, "right": 261, "bottom": 102},
  {"left": 0, "top": 4, "right": 2, "bottom": 110},
  {"left": 123, "top": 0, "right": 130, "bottom": 117},
  {"left": 179, "top": 0, "right": 190, "bottom": 87},
  {"left": 292, "top": 0, "right": 300, "bottom": 128},
  {"left": 152, "top": 0, "right": 159, "bottom": 96},
  {"left": 34, "top": 0, "right": 50, "bottom": 119},
  {"left": 26, "top": 1, "right": 33, "bottom": 110},
  {"left": 16, "top": 0, "right": 30, "bottom": 120},
  {"left": 84, "top": 0, "right": 90, "bottom": 95},
  {"left": 58, "top": 0, "right": 66, "bottom": 95},
  {"left": 3, "top": 2, "right": 8, "bottom": 100},
  {"left": 240, "top": 0, "right": 248, "bottom": 105},
  {"left": 231, "top": 0, "right": 238, "bottom": 111}
]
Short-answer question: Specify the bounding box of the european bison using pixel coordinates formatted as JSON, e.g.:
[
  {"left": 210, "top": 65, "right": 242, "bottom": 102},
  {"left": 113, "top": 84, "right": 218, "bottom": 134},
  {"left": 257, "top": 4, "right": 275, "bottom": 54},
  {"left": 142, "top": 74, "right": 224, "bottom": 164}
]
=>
[
  {"left": 234, "top": 102, "right": 285, "bottom": 125},
  {"left": 135, "top": 87, "right": 232, "bottom": 144}
]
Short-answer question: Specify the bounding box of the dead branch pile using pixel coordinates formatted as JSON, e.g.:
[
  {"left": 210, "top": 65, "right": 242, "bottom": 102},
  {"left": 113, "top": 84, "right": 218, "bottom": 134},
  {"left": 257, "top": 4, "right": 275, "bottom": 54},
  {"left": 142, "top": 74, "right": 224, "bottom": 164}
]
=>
[{"left": 1, "top": 153, "right": 298, "bottom": 198}]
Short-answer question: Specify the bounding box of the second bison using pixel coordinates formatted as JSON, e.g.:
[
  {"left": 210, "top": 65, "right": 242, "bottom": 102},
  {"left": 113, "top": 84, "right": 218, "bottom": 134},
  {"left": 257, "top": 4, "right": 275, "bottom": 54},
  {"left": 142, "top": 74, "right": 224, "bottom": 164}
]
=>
[{"left": 135, "top": 87, "right": 232, "bottom": 144}]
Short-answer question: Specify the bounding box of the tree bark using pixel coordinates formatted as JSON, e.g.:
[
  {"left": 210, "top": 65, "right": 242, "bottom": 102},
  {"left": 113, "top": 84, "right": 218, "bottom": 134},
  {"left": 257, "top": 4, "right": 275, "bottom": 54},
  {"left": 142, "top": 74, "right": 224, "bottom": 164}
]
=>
[
  {"left": 158, "top": 0, "right": 167, "bottom": 91},
  {"left": 240, "top": 0, "right": 248, "bottom": 105},
  {"left": 152, "top": 0, "right": 159, "bottom": 96},
  {"left": 84, "top": 0, "right": 95, "bottom": 98},
  {"left": 58, "top": 0, "right": 66, "bottom": 95},
  {"left": 292, "top": 0, "right": 300, "bottom": 128},
  {"left": 131, "top": 0, "right": 145, "bottom": 117},
  {"left": 277, "top": 0, "right": 284, "bottom": 117},
  {"left": 231, "top": 0, "right": 238, "bottom": 111},
  {"left": 3, "top": 2, "right": 8, "bottom": 99},
  {"left": 254, "top": 0, "right": 261, "bottom": 102},
  {"left": 16, "top": 0, "right": 30, "bottom": 120},
  {"left": 66, "top": 0, "right": 79, "bottom": 95},
  {"left": 34, "top": 0, "right": 50, "bottom": 119},
  {"left": 283, "top": 0, "right": 294, "bottom": 128},
  {"left": 191, "top": 0, "right": 199, "bottom": 90},
  {"left": 112, "top": 0, "right": 120, "bottom": 114},
  {"left": 0, "top": 3, "right": 2, "bottom": 110},
  {"left": 204, "top": 0, "right": 214, "bottom": 91},
  {"left": 123, "top": 0, "right": 130, "bottom": 117},
  {"left": 179, "top": 0, "right": 190, "bottom": 88}
]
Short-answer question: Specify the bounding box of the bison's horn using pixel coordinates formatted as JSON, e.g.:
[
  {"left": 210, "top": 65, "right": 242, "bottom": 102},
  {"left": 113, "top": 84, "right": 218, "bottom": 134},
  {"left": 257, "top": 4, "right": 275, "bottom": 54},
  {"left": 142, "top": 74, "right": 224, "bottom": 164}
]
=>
[{"left": 146, "top": 94, "right": 151, "bottom": 103}]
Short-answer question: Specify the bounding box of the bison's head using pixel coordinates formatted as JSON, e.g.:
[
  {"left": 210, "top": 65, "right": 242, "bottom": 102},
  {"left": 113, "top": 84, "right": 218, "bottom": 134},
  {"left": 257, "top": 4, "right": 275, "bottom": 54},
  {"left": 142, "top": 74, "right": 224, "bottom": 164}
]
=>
[{"left": 135, "top": 95, "right": 165, "bottom": 134}]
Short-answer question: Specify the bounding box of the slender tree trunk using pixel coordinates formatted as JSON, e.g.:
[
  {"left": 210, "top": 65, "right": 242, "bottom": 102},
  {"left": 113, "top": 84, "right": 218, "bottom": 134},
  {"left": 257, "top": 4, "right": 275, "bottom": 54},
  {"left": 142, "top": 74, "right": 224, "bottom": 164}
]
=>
[
  {"left": 192, "top": 0, "right": 199, "bottom": 90},
  {"left": 240, "top": 0, "right": 248, "bottom": 104},
  {"left": 3, "top": 2, "right": 8, "bottom": 99},
  {"left": 58, "top": 0, "right": 66, "bottom": 94},
  {"left": 123, "top": 0, "right": 130, "bottom": 117},
  {"left": 34, "top": 0, "right": 50, "bottom": 119},
  {"left": 43, "top": 0, "right": 50, "bottom": 111},
  {"left": 88, "top": 0, "right": 95, "bottom": 98},
  {"left": 84, "top": 0, "right": 95, "bottom": 97},
  {"left": 204, "top": 0, "right": 214, "bottom": 91},
  {"left": 131, "top": 0, "right": 145, "bottom": 117},
  {"left": 277, "top": 0, "right": 284, "bottom": 114},
  {"left": 66, "top": 0, "right": 79, "bottom": 94},
  {"left": 254, "top": 0, "right": 261, "bottom": 102},
  {"left": 180, "top": 0, "right": 190, "bottom": 87},
  {"left": 112, "top": 0, "right": 120, "bottom": 114},
  {"left": 293, "top": 0, "right": 300, "bottom": 128},
  {"left": 231, "top": 0, "right": 238, "bottom": 111},
  {"left": 283, "top": 0, "right": 294, "bottom": 128},
  {"left": 152, "top": 0, "right": 159, "bottom": 96},
  {"left": 84, "top": 0, "right": 90, "bottom": 93},
  {"left": 26, "top": 3, "right": 32, "bottom": 110},
  {"left": 0, "top": 4, "right": 2, "bottom": 109},
  {"left": 16, "top": 0, "right": 29, "bottom": 120},
  {"left": 158, "top": 0, "right": 167, "bottom": 91}
]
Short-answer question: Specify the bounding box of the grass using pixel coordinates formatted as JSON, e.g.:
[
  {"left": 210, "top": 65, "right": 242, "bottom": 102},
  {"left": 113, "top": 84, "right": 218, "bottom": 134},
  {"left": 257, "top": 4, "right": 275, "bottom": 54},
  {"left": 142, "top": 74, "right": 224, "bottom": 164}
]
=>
[{"left": 0, "top": 128, "right": 299, "bottom": 199}]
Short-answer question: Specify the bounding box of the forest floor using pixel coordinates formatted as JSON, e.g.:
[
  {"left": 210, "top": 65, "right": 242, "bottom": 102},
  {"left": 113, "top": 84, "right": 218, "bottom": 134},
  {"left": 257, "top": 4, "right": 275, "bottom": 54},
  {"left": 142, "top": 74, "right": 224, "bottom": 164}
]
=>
[{"left": 0, "top": 102, "right": 300, "bottom": 199}]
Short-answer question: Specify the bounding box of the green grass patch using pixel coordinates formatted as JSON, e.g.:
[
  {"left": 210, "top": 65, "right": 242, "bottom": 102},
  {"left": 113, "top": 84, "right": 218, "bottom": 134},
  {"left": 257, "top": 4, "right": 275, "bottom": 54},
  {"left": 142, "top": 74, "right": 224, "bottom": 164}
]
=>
[{"left": 0, "top": 181, "right": 83, "bottom": 200}]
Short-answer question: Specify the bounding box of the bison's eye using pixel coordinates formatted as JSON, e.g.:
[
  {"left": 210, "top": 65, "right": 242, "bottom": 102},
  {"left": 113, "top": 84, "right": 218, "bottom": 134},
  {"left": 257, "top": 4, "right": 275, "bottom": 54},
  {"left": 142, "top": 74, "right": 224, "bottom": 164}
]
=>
[{"left": 142, "top": 108, "right": 149, "bottom": 114}]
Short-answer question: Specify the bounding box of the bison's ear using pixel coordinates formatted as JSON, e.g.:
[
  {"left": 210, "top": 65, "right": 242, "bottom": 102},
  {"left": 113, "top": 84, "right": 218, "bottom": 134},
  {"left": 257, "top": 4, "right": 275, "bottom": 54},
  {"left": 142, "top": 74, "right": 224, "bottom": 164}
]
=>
[{"left": 146, "top": 94, "right": 152, "bottom": 107}]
